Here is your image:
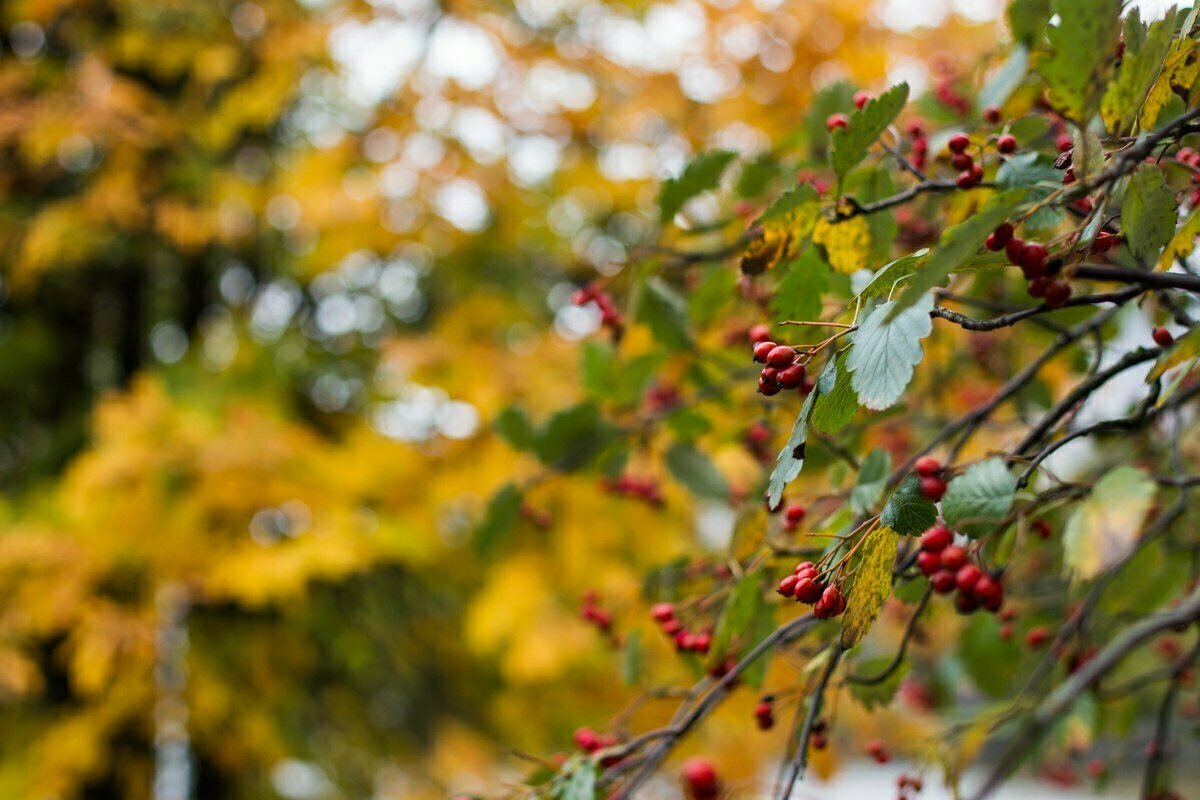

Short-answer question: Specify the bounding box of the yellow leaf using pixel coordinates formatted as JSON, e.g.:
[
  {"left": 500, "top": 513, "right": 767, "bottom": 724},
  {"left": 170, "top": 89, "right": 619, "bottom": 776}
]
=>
[
  {"left": 739, "top": 226, "right": 793, "bottom": 275},
  {"left": 813, "top": 216, "right": 871, "bottom": 275},
  {"left": 1143, "top": 38, "right": 1200, "bottom": 130},
  {"left": 1158, "top": 207, "right": 1200, "bottom": 270},
  {"left": 840, "top": 525, "right": 898, "bottom": 648}
]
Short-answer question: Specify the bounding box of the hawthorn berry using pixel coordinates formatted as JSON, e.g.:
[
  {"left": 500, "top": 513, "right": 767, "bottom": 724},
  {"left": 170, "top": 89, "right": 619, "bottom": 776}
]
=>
[
  {"left": 755, "top": 700, "right": 775, "bottom": 730},
  {"left": 919, "top": 522, "right": 952, "bottom": 552},
  {"left": 866, "top": 739, "right": 890, "bottom": 763},
  {"left": 784, "top": 503, "right": 806, "bottom": 523},
  {"left": 971, "top": 162, "right": 984, "bottom": 181},
  {"left": 692, "top": 631, "right": 712, "bottom": 654},
  {"left": 1153, "top": 327, "right": 1175, "bottom": 348},
  {"left": 940, "top": 545, "right": 967, "bottom": 571},
  {"left": 948, "top": 133, "right": 970, "bottom": 153},
  {"left": 951, "top": 151, "right": 973, "bottom": 170},
  {"left": 930, "top": 569, "right": 957, "bottom": 594},
  {"left": 813, "top": 585, "right": 845, "bottom": 618},
  {"left": 760, "top": 366, "right": 780, "bottom": 386},
  {"left": 955, "top": 564, "right": 983, "bottom": 593},
  {"left": 794, "top": 560, "right": 816, "bottom": 576},
  {"left": 1027, "top": 275, "right": 1050, "bottom": 298},
  {"left": 917, "top": 550, "right": 942, "bottom": 576},
  {"left": 854, "top": 90, "right": 872, "bottom": 109},
  {"left": 681, "top": 757, "right": 720, "bottom": 800},
  {"left": 984, "top": 105, "right": 1002, "bottom": 124},
  {"left": 778, "top": 363, "right": 807, "bottom": 389},
  {"left": 985, "top": 223, "right": 1014, "bottom": 251},
  {"left": 1056, "top": 133, "right": 1073, "bottom": 153},
  {"left": 974, "top": 575, "right": 1004, "bottom": 612},
  {"left": 999, "top": 622, "right": 1014, "bottom": 640},
  {"left": 919, "top": 474, "right": 947, "bottom": 501},
  {"left": 914, "top": 456, "right": 941, "bottom": 477},
  {"left": 777, "top": 574, "right": 800, "bottom": 597},
  {"left": 1005, "top": 237, "right": 1026, "bottom": 265},
  {"left": 765, "top": 344, "right": 796, "bottom": 368},
  {"left": 1019, "top": 242, "right": 1048, "bottom": 278},
  {"left": 753, "top": 340, "right": 777, "bottom": 363},
  {"left": 826, "top": 113, "right": 849, "bottom": 132},
  {"left": 1091, "top": 231, "right": 1119, "bottom": 254},
  {"left": 651, "top": 602, "right": 675, "bottom": 622},
  {"left": 955, "top": 590, "right": 981, "bottom": 614},
  {"left": 1044, "top": 279, "right": 1072, "bottom": 309},
  {"left": 997, "top": 133, "right": 1017, "bottom": 154},
  {"left": 906, "top": 119, "right": 925, "bottom": 138},
  {"left": 794, "top": 576, "right": 823, "bottom": 604},
  {"left": 573, "top": 727, "right": 600, "bottom": 751},
  {"left": 1026, "top": 626, "right": 1050, "bottom": 648},
  {"left": 748, "top": 323, "right": 772, "bottom": 344},
  {"left": 956, "top": 170, "right": 978, "bottom": 189},
  {"left": 1062, "top": 167, "right": 1076, "bottom": 185},
  {"left": 758, "top": 376, "right": 781, "bottom": 396}
]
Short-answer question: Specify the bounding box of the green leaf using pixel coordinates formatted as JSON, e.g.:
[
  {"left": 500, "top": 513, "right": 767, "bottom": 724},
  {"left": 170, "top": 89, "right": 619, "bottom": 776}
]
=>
[
  {"left": 1038, "top": 0, "right": 1122, "bottom": 121},
  {"left": 665, "top": 442, "right": 729, "bottom": 500},
  {"left": 840, "top": 526, "right": 899, "bottom": 648},
  {"left": 770, "top": 248, "right": 829, "bottom": 324},
  {"left": 847, "top": 293, "right": 934, "bottom": 411},
  {"left": 979, "top": 45, "right": 1029, "bottom": 111},
  {"left": 659, "top": 150, "right": 737, "bottom": 223},
  {"left": 1149, "top": 324, "right": 1200, "bottom": 380},
  {"left": 1008, "top": 0, "right": 1051, "bottom": 46},
  {"left": 880, "top": 474, "right": 938, "bottom": 535},
  {"left": 1124, "top": 164, "right": 1178, "bottom": 260},
  {"left": 708, "top": 572, "right": 766, "bottom": 673},
  {"left": 473, "top": 483, "right": 523, "bottom": 555},
  {"left": 1101, "top": 7, "right": 1177, "bottom": 135},
  {"left": 689, "top": 264, "right": 737, "bottom": 325},
  {"left": 996, "top": 153, "right": 1065, "bottom": 233},
  {"left": 1100, "top": 541, "right": 1191, "bottom": 615},
  {"left": 755, "top": 182, "right": 820, "bottom": 227},
  {"left": 805, "top": 81, "right": 857, "bottom": 160},
  {"left": 494, "top": 406, "right": 535, "bottom": 451},
  {"left": 847, "top": 657, "right": 909, "bottom": 710},
  {"left": 636, "top": 276, "right": 691, "bottom": 350},
  {"left": 856, "top": 249, "right": 930, "bottom": 301},
  {"left": 892, "top": 188, "right": 1030, "bottom": 314},
  {"left": 766, "top": 384, "right": 819, "bottom": 509},
  {"left": 1063, "top": 466, "right": 1158, "bottom": 580},
  {"left": 851, "top": 168, "right": 899, "bottom": 264},
  {"left": 555, "top": 761, "right": 597, "bottom": 800},
  {"left": 534, "top": 403, "right": 613, "bottom": 471},
  {"left": 850, "top": 448, "right": 892, "bottom": 515},
  {"left": 621, "top": 629, "right": 643, "bottom": 687},
  {"left": 830, "top": 83, "right": 909, "bottom": 182},
  {"left": 810, "top": 353, "right": 857, "bottom": 433},
  {"left": 958, "top": 614, "right": 1023, "bottom": 697},
  {"left": 940, "top": 458, "right": 1017, "bottom": 537},
  {"left": 666, "top": 408, "right": 712, "bottom": 441}
]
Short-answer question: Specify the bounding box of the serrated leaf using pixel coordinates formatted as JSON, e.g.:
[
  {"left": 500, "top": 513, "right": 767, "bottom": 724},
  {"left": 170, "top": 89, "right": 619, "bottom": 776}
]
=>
[
  {"left": 840, "top": 526, "right": 899, "bottom": 648},
  {"left": 847, "top": 657, "right": 909, "bottom": 710},
  {"left": 755, "top": 182, "right": 820, "bottom": 229},
  {"left": 880, "top": 474, "right": 938, "bottom": 535},
  {"left": 940, "top": 458, "right": 1017, "bottom": 536},
  {"left": 1101, "top": 8, "right": 1177, "bottom": 135},
  {"left": 1144, "top": 37, "right": 1200, "bottom": 131},
  {"left": 1038, "top": 0, "right": 1122, "bottom": 121},
  {"left": 636, "top": 276, "right": 691, "bottom": 350},
  {"left": 850, "top": 448, "right": 891, "bottom": 515},
  {"left": 812, "top": 215, "right": 871, "bottom": 275},
  {"left": 1158, "top": 207, "right": 1200, "bottom": 270},
  {"left": 856, "top": 249, "right": 930, "bottom": 301},
  {"left": 620, "top": 629, "right": 643, "bottom": 687},
  {"left": 770, "top": 248, "right": 829, "bottom": 323},
  {"left": 474, "top": 483, "right": 523, "bottom": 555},
  {"left": 830, "top": 83, "right": 909, "bottom": 182},
  {"left": 766, "top": 383, "right": 819, "bottom": 509},
  {"left": 659, "top": 150, "right": 737, "bottom": 223},
  {"left": 1063, "top": 466, "right": 1158, "bottom": 580},
  {"left": 892, "top": 188, "right": 1030, "bottom": 314},
  {"left": 1149, "top": 324, "right": 1200, "bottom": 380},
  {"left": 811, "top": 354, "right": 857, "bottom": 433},
  {"left": 1124, "top": 164, "right": 1178, "bottom": 260},
  {"left": 979, "top": 45, "right": 1030, "bottom": 111},
  {"left": 665, "top": 442, "right": 729, "bottom": 500},
  {"left": 847, "top": 293, "right": 934, "bottom": 411}
]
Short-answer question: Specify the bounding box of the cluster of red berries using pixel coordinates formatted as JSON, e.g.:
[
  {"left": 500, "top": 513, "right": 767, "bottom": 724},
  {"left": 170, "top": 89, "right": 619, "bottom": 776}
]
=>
[
  {"left": 650, "top": 602, "right": 712, "bottom": 655},
  {"left": 985, "top": 223, "right": 1074, "bottom": 307},
  {"left": 751, "top": 339, "right": 810, "bottom": 396},
  {"left": 601, "top": 474, "right": 664, "bottom": 506},
  {"left": 579, "top": 590, "right": 614, "bottom": 633},
  {"left": 914, "top": 456, "right": 947, "bottom": 501},
  {"left": 898, "top": 774, "right": 924, "bottom": 798},
  {"left": 571, "top": 283, "right": 623, "bottom": 331},
  {"left": 754, "top": 697, "right": 775, "bottom": 730},
  {"left": 865, "top": 739, "right": 891, "bottom": 763},
  {"left": 681, "top": 757, "right": 720, "bottom": 800},
  {"left": 947, "top": 133, "right": 985, "bottom": 189},
  {"left": 777, "top": 561, "right": 846, "bottom": 619},
  {"left": 916, "top": 523, "right": 1004, "bottom": 614}
]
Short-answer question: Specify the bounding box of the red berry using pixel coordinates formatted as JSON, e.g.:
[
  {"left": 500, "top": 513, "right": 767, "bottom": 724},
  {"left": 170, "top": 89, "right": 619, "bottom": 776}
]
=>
[
  {"left": 974, "top": 575, "right": 1004, "bottom": 612},
  {"left": 948, "top": 133, "right": 970, "bottom": 153},
  {"left": 951, "top": 151, "right": 974, "bottom": 170},
  {"left": 574, "top": 727, "right": 600, "bottom": 751},
  {"left": 1092, "top": 231, "right": 1119, "bottom": 254},
  {"left": 793, "top": 576, "right": 823, "bottom": 604},
  {"left": 1032, "top": 519, "right": 1052, "bottom": 539},
  {"left": 971, "top": 163, "right": 984, "bottom": 181},
  {"left": 755, "top": 700, "right": 775, "bottom": 730},
  {"left": 777, "top": 363, "right": 807, "bottom": 389},
  {"left": 1019, "top": 242, "right": 1048, "bottom": 278},
  {"left": 917, "top": 550, "right": 943, "bottom": 576},
  {"left": 920, "top": 523, "right": 952, "bottom": 552},
  {"left": 681, "top": 757, "right": 720, "bottom": 798},
  {"left": 1087, "top": 759, "right": 1106, "bottom": 779},
  {"left": 955, "top": 589, "right": 981, "bottom": 614},
  {"left": 748, "top": 323, "right": 772, "bottom": 344},
  {"left": 1044, "top": 279, "right": 1072, "bottom": 308},
  {"left": 692, "top": 632, "right": 712, "bottom": 653},
  {"left": 1027, "top": 275, "right": 1050, "bottom": 298},
  {"left": 760, "top": 366, "right": 780, "bottom": 386},
  {"left": 826, "top": 113, "right": 849, "bottom": 132},
  {"left": 930, "top": 569, "right": 957, "bottom": 594},
  {"left": 675, "top": 630, "right": 695, "bottom": 650},
  {"left": 955, "top": 564, "right": 983, "bottom": 593},
  {"left": 793, "top": 560, "right": 816, "bottom": 576},
  {"left": 811, "top": 732, "right": 827, "bottom": 750},
  {"left": 997, "top": 134, "right": 1017, "bottom": 154},
  {"left": 1063, "top": 167, "right": 1076, "bottom": 185},
  {"left": 985, "top": 222, "right": 1014, "bottom": 251},
  {"left": 1026, "top": 626, "right": 1050, "bottom": 648},
  {"left": 940, "top": 545, "right": 967, "bottom": 571},
  {"left": 956, "top": 170, "right": 977, "bottom": 189},
  {"left": 662, "top": 618, "right": 683, "bottom": 636},
  {"left": 1153, "top": 327, "right": 1175, "bottom": 348},
  {"left": 914, "top": 456, "right": 941, "bottom": 477},
  {"left": 651, "top": 602, "right": 675, "bottom": 622},
  {"left": 984, "top": 105, "right": 1002, "bottom": 124},
  {"left": 854, "top": 90, "right": 872, "bottom": 109},
  {"left": 906, "top": 119, "right": 925, "bottom": 138},
  {"left": 1000, "top": 622, "right": 1014, "bottom": 640},
  {"left": 866, "top": 739, "right": 890, "bottom": 763},
  {"left": 1056, "top": 134, "right": 1073, "bottom": 153},
  {"left": 778, "top": 574, "right": 800, "bottom": 597},
  {"left": 1005, "top": 236, "right": 1026, "bottom": 265},
  {"left": 758, "top": 377, "right": 781, "bottom": 396},
  {"left": 813, "top": 585, "right": 845, "bottom": 618},
  {"left": 753, "top": 341, "right": 776, "bottom": 363},
  {"left": 765, "top": 345, "right": 795, "bottom": 368},
  {"left": 784, "top": 503, "right": 806, "bottom": 523},
  {"left": 919, "top": 474, "right": 947, "bottom": 501}
]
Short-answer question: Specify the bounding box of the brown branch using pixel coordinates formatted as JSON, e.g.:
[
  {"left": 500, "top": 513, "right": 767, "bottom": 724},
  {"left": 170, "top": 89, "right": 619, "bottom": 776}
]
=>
[
  {"left": 775, "top": 644, "right": 843, "bottom": 800},
  {"left": 1075, "top": 264, "right": 1200, "bottom": 294},
  {"left": 931, "top": 287, "right": 1142, "bottom": 332}
]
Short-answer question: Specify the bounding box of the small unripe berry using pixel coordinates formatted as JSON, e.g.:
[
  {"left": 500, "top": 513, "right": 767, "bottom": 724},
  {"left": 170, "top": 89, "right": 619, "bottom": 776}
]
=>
[
  {"left": 914, "top": 456, "right": 941, "bottom": 477},
  {"left": 826, "top": 113, "right": 849, "bottom": 132},
  {"left": 1044, "top": 279, "right": 1072, "bottom": 308},
  {"left": 1152, "top": 327, "right": 1175, "bottom": 348},
  {"left": 917, "top": 550, "right": 942, "bottom": 576},
  {"left": 948, "top": 133, "right": 970, "bottom": 153},
  {"left": 930, "top": 569, "right": 957, "bottom": 594},
  {"left": 765, "top": 345, "right": 796, "bottom": 368},
  {"left": 940, "top": 545, "right": 967, "bottom": 571},
  {"left": 919, "top": 474, "right": 947, "bottom": 501},
  {"left": 753, "top": 341, "right": 777, "bottom": 363},
  {"left": 777, "top": 363, "right": 807, "bottom": 389},
  {"left": 920, "top": 523, "right": 952, "bottom": 552},
  {"left": 984, "top": 105, "right": 1002, "bottom": 124},
  {"left": 997, "top": 134, "right": 1017, "bottom": 154},
  {"left": 853, "top": 90, "right": 872, "bottom": 109}
]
